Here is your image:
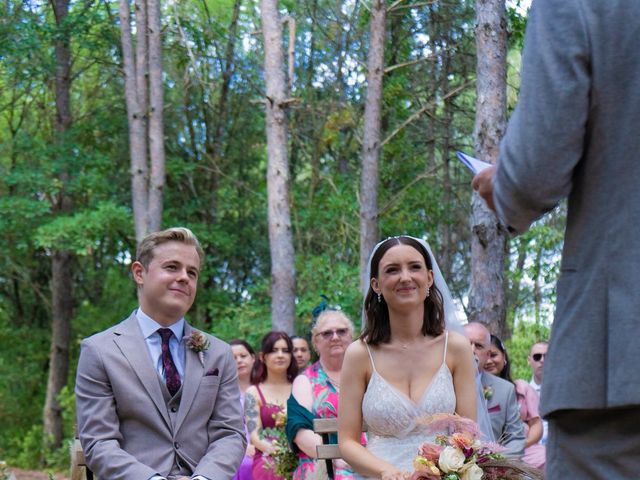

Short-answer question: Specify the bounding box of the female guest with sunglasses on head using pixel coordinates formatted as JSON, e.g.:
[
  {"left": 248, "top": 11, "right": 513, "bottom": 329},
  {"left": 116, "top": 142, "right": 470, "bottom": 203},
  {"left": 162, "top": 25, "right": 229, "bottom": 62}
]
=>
[
  {"left": 286, "top": 309, "right": 362, "bottom": 480},
  {"left": 485, "top": 334, "right": 545, "bottom": 470},
  {"left": 245, "top": 332, "right": 298, "bottom": 480}
]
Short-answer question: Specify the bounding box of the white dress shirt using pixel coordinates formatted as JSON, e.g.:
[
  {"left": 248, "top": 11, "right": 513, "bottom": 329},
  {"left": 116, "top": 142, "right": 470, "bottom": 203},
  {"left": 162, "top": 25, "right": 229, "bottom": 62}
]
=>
[{"left": 137, "top": 308, "right": 186, "bottom": 381}]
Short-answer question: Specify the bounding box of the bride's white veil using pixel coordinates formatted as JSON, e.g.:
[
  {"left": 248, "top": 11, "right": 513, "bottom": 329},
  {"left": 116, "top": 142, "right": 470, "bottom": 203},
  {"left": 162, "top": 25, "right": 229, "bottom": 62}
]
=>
[{"left": 362, "top": 235, "right": 495, "bottom": 441}]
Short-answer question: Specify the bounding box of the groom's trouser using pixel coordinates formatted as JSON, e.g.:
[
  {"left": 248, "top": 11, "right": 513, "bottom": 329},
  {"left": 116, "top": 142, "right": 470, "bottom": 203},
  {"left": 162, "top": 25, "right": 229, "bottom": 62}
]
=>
[{"left": 546, "top": 406, "right": 640, "bottom": 479}]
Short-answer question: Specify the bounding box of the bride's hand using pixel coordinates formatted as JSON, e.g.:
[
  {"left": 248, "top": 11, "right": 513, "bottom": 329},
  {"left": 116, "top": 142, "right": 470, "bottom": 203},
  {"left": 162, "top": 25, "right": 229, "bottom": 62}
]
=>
[{"left": 380, "top": 468, "right": 409, "bottom": 480}]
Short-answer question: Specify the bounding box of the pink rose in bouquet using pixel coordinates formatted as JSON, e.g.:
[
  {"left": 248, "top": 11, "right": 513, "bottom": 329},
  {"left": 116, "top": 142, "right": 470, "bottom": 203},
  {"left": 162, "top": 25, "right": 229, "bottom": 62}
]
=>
[{"left": 418, "top": 442, "right": 443, "bottom": 463}]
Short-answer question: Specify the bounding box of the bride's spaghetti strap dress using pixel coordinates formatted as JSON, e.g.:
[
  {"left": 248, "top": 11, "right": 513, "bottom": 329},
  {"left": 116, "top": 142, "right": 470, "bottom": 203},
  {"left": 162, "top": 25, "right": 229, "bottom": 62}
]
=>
[{"left": 360, "top": 331, "right": 456, "bottom": 475}]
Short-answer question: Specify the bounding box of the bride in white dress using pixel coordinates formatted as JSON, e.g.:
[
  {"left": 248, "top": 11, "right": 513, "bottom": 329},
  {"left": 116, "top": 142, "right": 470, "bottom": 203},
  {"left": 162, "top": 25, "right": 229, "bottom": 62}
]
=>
[{"left": 339, "top": 236, "right": 477, "bottom": 480}]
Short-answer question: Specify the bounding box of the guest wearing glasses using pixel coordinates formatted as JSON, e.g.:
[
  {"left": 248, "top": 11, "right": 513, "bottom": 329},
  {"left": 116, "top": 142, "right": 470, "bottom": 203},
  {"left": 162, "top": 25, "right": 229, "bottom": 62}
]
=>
[
  {"left": 286, "top": 310, "right": 360, "bottom": 480},
  {"left": 528, "top": 341, "right": 548, "bottom": 396},
  {"left": 527, "top": 341, "right": 549, "bottom": 445}
]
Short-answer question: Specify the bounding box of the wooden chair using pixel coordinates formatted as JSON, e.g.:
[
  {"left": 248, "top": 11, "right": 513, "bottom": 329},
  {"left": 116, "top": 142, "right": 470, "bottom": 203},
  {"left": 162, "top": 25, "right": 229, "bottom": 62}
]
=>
[
  {"left": 314, "top": 417, "right": 367, "bottom": 480},
  {"left": 314, "top": 417, "right": 340, "bottom": 479},
  {"left": 70, "top": 437, "right": 94, "bottom": 480}
]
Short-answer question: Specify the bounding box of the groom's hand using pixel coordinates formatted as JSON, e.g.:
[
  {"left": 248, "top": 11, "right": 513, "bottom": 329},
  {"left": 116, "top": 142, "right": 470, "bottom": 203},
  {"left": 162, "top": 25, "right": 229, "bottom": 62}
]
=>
[{"left": 472, "top": 165, "right": 497, "bottom": 212}]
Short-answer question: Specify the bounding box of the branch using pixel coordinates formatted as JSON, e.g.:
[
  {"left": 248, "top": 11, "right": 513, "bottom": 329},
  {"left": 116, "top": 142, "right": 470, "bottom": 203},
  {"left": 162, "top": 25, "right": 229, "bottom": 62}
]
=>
[
  {"left": 378, "top": 165, "right": 438, "bottom": 215},
  {"left": 385, "top": 53, "right": 436, "bottom": 74},
  {"left": 389, "top": 1, "right": 437, "bottom": 12},
  {"left": 387, "top": 0, "right": 406, "bottom": 11},
  {"left": 282, "top": 16, "right": 296, "bottom": 94},
  {"left": 172, "top": 2, "right": 214, "bottom": 89},
  {"left": 381, "top": 80, "right": 474, "bottom": 146},
  {"left": 385, "top": 42, "right": 456, "bottom": 74}
]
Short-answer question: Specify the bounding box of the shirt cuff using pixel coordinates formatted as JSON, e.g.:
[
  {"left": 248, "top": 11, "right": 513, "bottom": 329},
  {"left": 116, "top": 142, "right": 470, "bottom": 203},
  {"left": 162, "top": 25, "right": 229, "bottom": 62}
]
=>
[
  {"left": 192, "top": 476, "right": 209, "bottom": 480},
  {"left": 150, "top": 476, "right": 166, "bottom": 480}
]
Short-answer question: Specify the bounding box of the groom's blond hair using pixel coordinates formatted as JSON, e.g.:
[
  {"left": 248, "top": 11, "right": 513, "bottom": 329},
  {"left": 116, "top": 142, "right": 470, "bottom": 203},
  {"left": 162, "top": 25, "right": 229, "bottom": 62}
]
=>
[{"left": 136, "top": 227, "right": 204, "bottom": 269}]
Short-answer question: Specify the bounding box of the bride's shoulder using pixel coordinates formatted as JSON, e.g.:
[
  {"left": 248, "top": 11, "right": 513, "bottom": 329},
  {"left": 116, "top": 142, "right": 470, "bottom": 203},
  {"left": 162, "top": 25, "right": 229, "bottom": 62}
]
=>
[
  {"left": 345, "top": 338, "right": 369, "bottom": 357},
  {"left": 344, "top": 339, "right": 371, "bottom": 366},
  {"left": 445, "top": 330, "right": 474, "bottom": 355}
]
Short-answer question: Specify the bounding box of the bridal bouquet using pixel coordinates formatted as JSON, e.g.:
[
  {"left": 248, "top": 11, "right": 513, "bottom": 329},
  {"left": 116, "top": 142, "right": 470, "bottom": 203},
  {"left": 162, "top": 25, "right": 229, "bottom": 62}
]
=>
[{"left": 411, "top": 414, "right": 543, "bottom": 480}]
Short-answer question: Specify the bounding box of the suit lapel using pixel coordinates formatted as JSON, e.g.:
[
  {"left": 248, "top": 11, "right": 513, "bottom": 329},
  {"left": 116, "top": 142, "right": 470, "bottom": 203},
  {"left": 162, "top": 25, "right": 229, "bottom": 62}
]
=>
[
  {"left": 113, "top": 314, "right": 171, "bottom": 428},
  {"left": 175, "top": 323, "right": 205, "bottom": 433}
]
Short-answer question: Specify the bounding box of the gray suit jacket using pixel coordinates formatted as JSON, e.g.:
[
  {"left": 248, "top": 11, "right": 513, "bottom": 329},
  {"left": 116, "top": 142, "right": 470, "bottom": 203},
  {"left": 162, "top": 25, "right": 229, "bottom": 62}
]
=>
[
  {"left": 75, "top": 313, "right": 246, "bottom": 480},
  {"left": 481, "top": 372, "right": 526, "bottom": 457},
  {"left": 493, "top": 0, "right": 640, "bottom": 416}
]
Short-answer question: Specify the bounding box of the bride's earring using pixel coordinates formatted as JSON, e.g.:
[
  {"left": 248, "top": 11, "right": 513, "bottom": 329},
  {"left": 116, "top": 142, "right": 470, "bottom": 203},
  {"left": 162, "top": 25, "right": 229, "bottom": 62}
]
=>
[
  {"left": 377, "top": 292, "right": 382, "bottom": 303},
  {"left": 426, "top": 287, "right": 430, "bottom": 297}
]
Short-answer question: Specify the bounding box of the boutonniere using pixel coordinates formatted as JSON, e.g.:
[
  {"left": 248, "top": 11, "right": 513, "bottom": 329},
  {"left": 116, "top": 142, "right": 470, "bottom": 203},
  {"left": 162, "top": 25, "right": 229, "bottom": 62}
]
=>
[
  {"left": 186, "top": 331, "right": 210, "bottom": 367},
  {"left": 483, "top": 385, "right": 493, "bottom": 400}
]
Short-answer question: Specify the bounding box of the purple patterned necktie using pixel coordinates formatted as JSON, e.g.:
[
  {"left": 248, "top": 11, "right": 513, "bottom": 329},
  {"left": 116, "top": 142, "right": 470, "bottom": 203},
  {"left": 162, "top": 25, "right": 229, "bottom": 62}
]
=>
[{"left": 158, "top": 328, "right": 181, "bottom": 396}]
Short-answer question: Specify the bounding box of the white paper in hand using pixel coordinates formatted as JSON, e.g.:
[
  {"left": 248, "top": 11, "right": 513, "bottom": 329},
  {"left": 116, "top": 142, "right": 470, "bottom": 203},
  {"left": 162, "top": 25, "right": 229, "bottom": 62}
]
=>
[{"left": 456, "top": 151, "right": 492, "bottom": 174}]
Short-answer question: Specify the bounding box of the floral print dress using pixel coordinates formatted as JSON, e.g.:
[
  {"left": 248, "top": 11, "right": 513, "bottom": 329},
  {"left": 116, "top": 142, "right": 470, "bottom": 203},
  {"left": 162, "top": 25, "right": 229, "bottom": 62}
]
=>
[{"left": 293, "top": 362, "right": 356, "bottom": 480}]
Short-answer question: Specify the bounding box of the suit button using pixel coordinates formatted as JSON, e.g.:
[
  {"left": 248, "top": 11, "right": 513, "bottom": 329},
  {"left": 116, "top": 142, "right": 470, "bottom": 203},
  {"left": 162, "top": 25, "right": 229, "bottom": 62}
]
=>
[
  {"left": 174, "top": 442, "right": 180, "bottom": 449},
  {"left": 171, "top": 406, "right": 177, "bottom": 412}
]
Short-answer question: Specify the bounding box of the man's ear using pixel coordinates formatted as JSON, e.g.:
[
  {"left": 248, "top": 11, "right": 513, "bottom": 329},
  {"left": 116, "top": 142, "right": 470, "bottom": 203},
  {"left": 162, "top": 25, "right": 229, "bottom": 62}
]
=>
[{"left": 131, "top": 261, "right": 145, "bottom": 286}]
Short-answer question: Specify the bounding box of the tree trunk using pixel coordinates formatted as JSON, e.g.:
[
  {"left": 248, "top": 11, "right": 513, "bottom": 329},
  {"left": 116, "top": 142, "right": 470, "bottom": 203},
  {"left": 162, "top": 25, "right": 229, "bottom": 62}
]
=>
[
  {"left": 469, "top": 0, "right": 509, "bottom": 337},
  {"left": 147, "top": 0, "right": 165, "bottom": 233},
  {"left": 506, "top": 238, "right": 529, "bottom": 331},
  {"left": 120, "top": 0, "right": 165, "bottom": 242},
  {"left": 359, "top": 0, "right": 386, "bottom": 295},
  {"left": 441, "top": 40, "right": 453, "bottom": 280},
  {"left": 208, "top": 0, "right": 242, "bottom": 216},
  {"left": 120, "top": 0, "right": 149, "bottom": 243},
  {"left": 43, "top": 0, "right": 73, "bottom": 452},
  {"left": 261, "top": 0, "right": 296, "bottom": 333}
]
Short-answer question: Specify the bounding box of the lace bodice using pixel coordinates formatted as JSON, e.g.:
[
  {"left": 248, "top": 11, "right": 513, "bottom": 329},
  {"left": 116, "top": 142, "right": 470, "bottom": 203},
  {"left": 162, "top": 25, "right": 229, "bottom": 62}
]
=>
[{"left": 360, "top": 332, "right": 456, "bottom": 474}]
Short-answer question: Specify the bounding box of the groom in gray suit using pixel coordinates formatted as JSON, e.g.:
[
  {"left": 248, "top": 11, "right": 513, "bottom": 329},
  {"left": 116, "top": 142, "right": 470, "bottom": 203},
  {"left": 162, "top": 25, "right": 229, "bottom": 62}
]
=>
[
  {"left": 473, "top": 0, "right": 640, "bottom": 476},
  {"left": 76, "top": 227, "right": 246, "bottom": 480}
]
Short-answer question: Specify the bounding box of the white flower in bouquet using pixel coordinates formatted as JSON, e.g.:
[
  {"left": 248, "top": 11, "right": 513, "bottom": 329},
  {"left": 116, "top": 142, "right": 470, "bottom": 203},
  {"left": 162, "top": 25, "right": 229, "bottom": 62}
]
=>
[
  {"left": 460, "top": 463, "right": 483, "bottom": 480},
  {"left": 438, "top": 446, "right": 465, "bottom": 473}
]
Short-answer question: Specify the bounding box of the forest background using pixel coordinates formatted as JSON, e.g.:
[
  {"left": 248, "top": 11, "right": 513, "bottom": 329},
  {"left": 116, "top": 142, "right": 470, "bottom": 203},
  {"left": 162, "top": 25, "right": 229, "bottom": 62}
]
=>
[{"left": 0, "top": 0, "right": 559, "bottom": 473}]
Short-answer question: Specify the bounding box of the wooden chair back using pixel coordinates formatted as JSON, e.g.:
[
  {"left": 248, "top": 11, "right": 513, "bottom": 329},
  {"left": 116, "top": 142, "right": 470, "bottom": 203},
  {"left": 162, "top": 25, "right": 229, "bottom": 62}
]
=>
[
  {"left": 314, "top": 417, "right": 367, "bottom": 480},
  {"left": 70, "top": 437, "right": 94, "bottom": 480}
]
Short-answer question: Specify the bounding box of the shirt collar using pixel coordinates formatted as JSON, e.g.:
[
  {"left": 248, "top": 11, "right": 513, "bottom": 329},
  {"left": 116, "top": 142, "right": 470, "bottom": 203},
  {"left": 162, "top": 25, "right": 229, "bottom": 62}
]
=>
[{"left": 136, "top": 308, "right": 185, "bottom": 341}]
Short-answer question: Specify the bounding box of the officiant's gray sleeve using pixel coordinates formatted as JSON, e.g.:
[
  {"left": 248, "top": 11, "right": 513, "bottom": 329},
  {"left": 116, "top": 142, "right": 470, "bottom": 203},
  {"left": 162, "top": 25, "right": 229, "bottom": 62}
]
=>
[{"left": 493, "top": 0, "right": 590, "bottom": 234}]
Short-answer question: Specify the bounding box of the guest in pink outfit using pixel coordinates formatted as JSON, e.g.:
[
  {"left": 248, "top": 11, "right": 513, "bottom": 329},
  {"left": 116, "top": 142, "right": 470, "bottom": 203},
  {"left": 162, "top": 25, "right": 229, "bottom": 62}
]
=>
[
  {"left": 230, "top": 339, "right": 257, "bottom": 480},
  {"left": 484, "top": 335, "right": 545, "bottom": 469}
]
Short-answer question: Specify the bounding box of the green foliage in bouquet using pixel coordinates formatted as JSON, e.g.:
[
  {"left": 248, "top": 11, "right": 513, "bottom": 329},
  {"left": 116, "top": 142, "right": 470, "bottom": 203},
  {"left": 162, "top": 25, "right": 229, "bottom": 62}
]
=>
[{"left": 261, "top": 427, "right": 298, "bottom": 480}]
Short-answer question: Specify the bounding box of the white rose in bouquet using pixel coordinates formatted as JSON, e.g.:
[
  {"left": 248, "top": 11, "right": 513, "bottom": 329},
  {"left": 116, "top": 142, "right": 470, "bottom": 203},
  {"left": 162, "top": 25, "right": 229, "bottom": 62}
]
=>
[
  {"left": 438, "top": 446, "right": 465, "bottom": 473},
  {"left": 461, "top": 463, "right": 483, "bottom": 480}
]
